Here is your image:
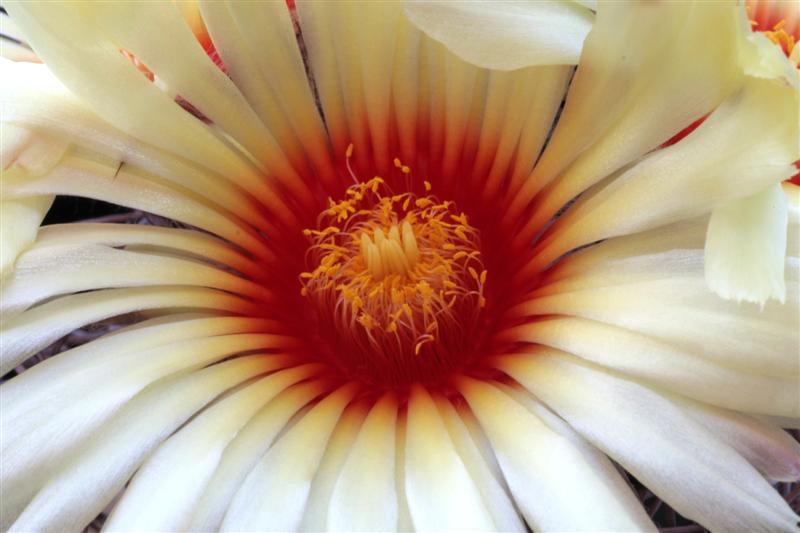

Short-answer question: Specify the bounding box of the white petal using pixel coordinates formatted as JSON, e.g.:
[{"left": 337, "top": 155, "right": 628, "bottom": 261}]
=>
[
  {"left": 432, "top": 395, "right": 526, "bottom": 533},
  {"left": 506, "top": 2, "right": 746, "bottom": 235},
  {"left": 0, "top": 196, "right": 51, "bottom": 279},
  {"left": 515, "top": 225, "right": 799, "bottom": 380},
  {"left": 531, "top": 76, "right": 798, "bottom": 268},
  {"left": 0, "top": 60, "right": 278, "bottom": 228},
  {"left": 2, "top": 150, "right": 273, "bottom": 254},
  {"left": 10, "top": 355, "right": 279, "bottom": 533},
  {"left": 1, "top": 241, "right": 271, "bottom": 316},
  {"left": 499, "top": 351, "right": 799, "bottom": 531},
  {"left": 104, "top": 364, "right": 319, "bottom": 532},
  {"left": 457, "top": 377, "right": 654, "bottom": 532},
  {"left": 0, "top": 315, "right": 298, "bottom": 529},
  {"left": 299, "top": 400, "right": 370, "bottom": 532},
  {"left": 404, "top": 384, "right": 495, "bottom": 531},
  {"left": 66, "top": 0, "right": 308, "bottom": 193},
  {"left": 189, "top": 379, "right": 332, "bottom": 532},
  {"left": 326, "top": 393, "right": 399, "bottom": 532},
  {"left": 200, "top": 0, "right": 338, "bottom": 189},
  {"left": 673, "top": 397, "right": 800, "bottom": 483},
  {"left": 4, "top": 1, "right": 263, "bottom": 189},
  {"left": 0, "top": 286, "right": 257, "bottom": 376},
  {"left": 294, "top": 0, "right": 353, "bottom": 162},
  {"left": 33, "top": 222, "right": 264, "bottom": 277},
  {"left": 706, "top": 183, "right": 788, "bottom": 304},
  {"left": 220, "top": 383, "right": 361, "bottom": 532},
  {"left": 502, "top": 320, "right": 798, "bottom": 417},
  {"left": 404, "top": 1, "right": 593, "bottom": 70}
]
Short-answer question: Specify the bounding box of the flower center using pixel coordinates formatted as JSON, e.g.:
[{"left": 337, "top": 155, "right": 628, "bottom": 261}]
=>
[{"left": 300, "top": 175, "right": 487, "bottom": 387}]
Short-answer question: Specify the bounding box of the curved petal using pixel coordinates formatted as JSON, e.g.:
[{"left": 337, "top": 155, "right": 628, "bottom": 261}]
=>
[
  {"left": 0, "top": 313, "right": 296, "bottom": 530},
  {"left": 1, "top": 151, "right": 278, "bottom": 254},
  {"left": 0, "top": 60, "right": 278, "bottom": 229},
  {"left": 3, "top": 1, "right": 264, "bottom": 190},
  {"left": 457, "top": 377, "right": 655, "bottom": 532},
  {"left": 705, "top": 182, "right": 789, "bottom": 304},
  {"left": 187, "top": 380, "right": 332, "bottom": 532},
  {"left": 672, "top": 397, "right": 800, "bottom": 483},
  {"left": 299, "top": 400, "right": 371, "bottom": 532},
  {"left": 9, "top": 355, "right": 280, "bottom": 533},
  {"left": 0, "top": 121, "right": 66, "bottom": 278},
  {"left": 404, "top": 1, "right": 593, "bottom": 70},
  {"left": 0, "top": 195, "right": 52, "bottom": 279},
  {"left": 1, "top": 242, "right": 271, "bottom": 317},
  {"left": 505, "top": 1, "right": 746, "bottom": 231},
  {"left": 498, "top": 350, "right": 799, "bottom": 532},
  {"left": 501, "top": 320, "right": 798, "bottom": 417},
  {"left": 513, "top": 222, "right": 799, "bottom": 381},
  {"left": 531, "top": 76, "right": 798, "bottom": 269},
  {"left": 404, "top": 384, "right": 495, "bottom": 531},
  {"left": 220, "top": 383, "right": 361, "bottom": 532},
  {"left": 103, "top": 364, "right": 320, "bottom": 532},
  {"left": 326, "top": 393, "right": 399, "bottom": 532},
  {"left": 0, "top": 286, "right": 259, "bottom": 376},
  {"left": 433, "top": 395, "right": 526, "bottom": 533}
]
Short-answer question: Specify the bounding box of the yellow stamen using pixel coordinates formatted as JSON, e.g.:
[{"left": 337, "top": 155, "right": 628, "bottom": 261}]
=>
[{"left": 300, "top": 174, "right": 487, "bottom": 360}]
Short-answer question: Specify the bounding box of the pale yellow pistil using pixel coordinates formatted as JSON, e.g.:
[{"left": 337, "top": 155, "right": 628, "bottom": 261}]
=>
[{"left": 359, "top": 221, "right": 419, "bottom": 280}]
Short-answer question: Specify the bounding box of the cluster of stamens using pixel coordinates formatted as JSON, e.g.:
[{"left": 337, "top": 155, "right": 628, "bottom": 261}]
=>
[{"left": 300, "top": 172, "right": 486, "bottom": 383}]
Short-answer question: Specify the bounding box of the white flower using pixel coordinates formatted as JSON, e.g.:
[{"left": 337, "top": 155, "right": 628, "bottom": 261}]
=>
[{"left": 1, "top": 1, "right": 798, "bottom": 531}]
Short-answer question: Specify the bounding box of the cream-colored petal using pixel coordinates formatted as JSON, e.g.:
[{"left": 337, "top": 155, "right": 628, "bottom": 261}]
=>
[
  {"left": 391, "top": 13, "right": 422, "bottom": 164},
  {"left": 200, "top": 0, "right": 338, "bottom": 190},
  {"left": 530, "top": 76, "right": 798, "bottom": 269},
  {"left": 0, "top": 122, "right": 68, "bottom": 278},
  {"left": 2, "top": 122, "right": 69, "bottom": 176},
  {"left": 705, "top": 183, "right": 788, "bottom": 304},
  {"left": 1, "top": 60, "right": 278, "bottom": 228},
  {"left": 404, "top": 384, "right": 495, "bottom": 531},
  {"left": 0, "top": 196, "right": 52, "bottom": 279},
  {"left": 299, "top": 400, "right": 370, "bottom": 532},
  {"left": 4, "top": 1, "right": 266, "bottom": 193},
  {"left": 0, "top": 13, "right": 38, "bottom": 62},
  {"left": 0, "top": 286, "right": 258, "bottom": 376},
  {"left": 294, "top": 0, "right": 351, "bottom": 162},
  {"left": 346, "top": 1, "right": 404, "bottom": 176},
  {"left": 33, "top": 222, "right": 266, "bottom": 277},
  {"left": 501, "top": 320, "right": 797, "bottom": 417},
  {"left": 220, "top": 383, "right": 361, "bottom": 532},
  {"left": 404, "top": 1, "right": 593, "bottom": 70},
  {"left": 188, "top": 379, "right": 331, "bottom": 532},
  {"left": 326, "top": 393, "right": 399, "bottom": 532},
  {"left": 673, "top": 397, "right": 800, "bottom": 483},
  {"left": 2, "top": 150, "right": 273, "bottom": 255},
  {"left": 68, "top": 0, "right": 311, "bottom": 198},
  {"left": 499, "top": 351, "right": 799, "bottom": 531},
  {"left": 10, "top": 355, "right": 279, "bottom": 533},
  {"left": 432, "top": 395, "right": 526, "bottom": 533},
  {"left": 1, "top": 242, "right": 270, "bottom": 317},
  {"left": 458, "top": 377, "right": 655, "bottom": 532},
  {"left": 515, "top": 227, "right": 799, "bottom": 380},
  {"left": 506, "top": 2, "right": 745, "bottom": 234},
  {"left": 104, "top": 364, "right": 319, "bottom": 532},
  {"left": 1, "top": 314, "right": 297, "bottom": 530}
]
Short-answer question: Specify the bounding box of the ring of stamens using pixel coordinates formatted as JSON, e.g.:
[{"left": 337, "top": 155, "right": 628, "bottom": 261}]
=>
[{"left": 300, "top": 175, "right": 487, "bottom": 385}]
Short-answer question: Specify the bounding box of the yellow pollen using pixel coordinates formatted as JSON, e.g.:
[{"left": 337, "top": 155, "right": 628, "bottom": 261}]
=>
[
  {"left": 764, "top": 19, "right": 797, "bottom": 60},
  {"left": 300, "top": 175, "right": 487, "bottom": 361}
]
